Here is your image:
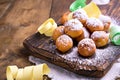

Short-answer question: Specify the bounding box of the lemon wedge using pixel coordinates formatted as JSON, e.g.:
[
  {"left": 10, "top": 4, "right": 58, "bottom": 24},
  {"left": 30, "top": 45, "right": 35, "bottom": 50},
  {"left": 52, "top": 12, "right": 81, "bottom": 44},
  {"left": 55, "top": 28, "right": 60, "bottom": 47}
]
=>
[{"left": 83, "top": 2, "right": 101, "bottom": 18}]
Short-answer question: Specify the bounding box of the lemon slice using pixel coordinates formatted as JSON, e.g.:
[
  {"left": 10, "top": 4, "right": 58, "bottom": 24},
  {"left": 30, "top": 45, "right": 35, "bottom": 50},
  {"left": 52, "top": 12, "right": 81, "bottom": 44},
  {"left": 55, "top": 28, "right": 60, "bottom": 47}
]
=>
[{"left": 83, "top": 2, "right": 101, "bottom": 18}]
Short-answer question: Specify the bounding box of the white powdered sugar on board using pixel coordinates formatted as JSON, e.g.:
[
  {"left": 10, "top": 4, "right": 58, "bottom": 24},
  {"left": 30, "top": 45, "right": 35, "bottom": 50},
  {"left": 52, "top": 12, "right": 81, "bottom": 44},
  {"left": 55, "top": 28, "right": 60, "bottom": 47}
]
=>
[
  {"left": 28, "top": 17, "right": 120, "bottom": 80},
  {"left": 29, "top": 56, "right": 120, "bottom": 80}
]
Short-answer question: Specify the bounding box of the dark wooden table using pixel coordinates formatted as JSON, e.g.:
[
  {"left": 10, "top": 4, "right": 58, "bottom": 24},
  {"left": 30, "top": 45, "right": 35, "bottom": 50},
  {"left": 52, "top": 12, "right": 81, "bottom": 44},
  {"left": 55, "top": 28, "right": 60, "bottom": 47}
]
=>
[{"left": 0, "top": 0, "right": 119, "bottom": 79}]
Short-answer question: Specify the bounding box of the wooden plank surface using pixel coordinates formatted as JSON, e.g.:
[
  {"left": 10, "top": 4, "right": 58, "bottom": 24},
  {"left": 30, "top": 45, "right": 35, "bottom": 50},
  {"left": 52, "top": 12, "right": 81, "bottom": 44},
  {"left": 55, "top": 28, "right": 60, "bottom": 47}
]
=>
[
  {"left": 0, "top": 0, "right": 119, "bottom": 79},
  {"left": 0, "top": 0, "right": 52, "bottom": 79},
  {"left": 23, "top": 32, "right": 120, "bottom": 77}
]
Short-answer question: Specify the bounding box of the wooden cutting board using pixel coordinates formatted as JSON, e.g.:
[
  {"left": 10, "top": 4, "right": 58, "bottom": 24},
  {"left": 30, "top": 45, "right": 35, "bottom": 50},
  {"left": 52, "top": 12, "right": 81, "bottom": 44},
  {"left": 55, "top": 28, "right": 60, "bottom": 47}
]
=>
[
  {"left": 23, "top": 0, "right": 120, "bottom": 78},
  {"left": 23, "top": 32, "right": 120, "bottom": 77}
]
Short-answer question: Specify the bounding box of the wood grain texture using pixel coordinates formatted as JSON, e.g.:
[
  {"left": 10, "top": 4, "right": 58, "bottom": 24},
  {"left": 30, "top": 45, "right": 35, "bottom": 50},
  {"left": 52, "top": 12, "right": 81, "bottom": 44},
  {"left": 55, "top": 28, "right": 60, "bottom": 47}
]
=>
[
  {"left": 0, "top": 0, "right": 14, "bottom": 19},
  {"left": 0, "top": 0, "right": 119, "bottom": 79},
  {"left": 0, "top": 0, "right": 52, "bottom": 79},
  {"left": 23, "top": 33, "right": 120, "bottom": 77},
  {"left": 98, "top": 0, "right": 120, "bottom": 25},
  {"left": 23, "top": 0, "right": 120, "bottom": 78},
  {"left": 50, "top": 0, "right": 74, "bottom": 21}
]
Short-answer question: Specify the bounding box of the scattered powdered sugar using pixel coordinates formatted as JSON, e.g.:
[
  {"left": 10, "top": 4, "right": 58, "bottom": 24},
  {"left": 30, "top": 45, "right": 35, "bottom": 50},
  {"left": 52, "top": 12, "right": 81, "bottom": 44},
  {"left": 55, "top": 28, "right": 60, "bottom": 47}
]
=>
[
  {"left": 64, "top": 19, "right": 83, "bottom": 30},
  {"left": 29, "top": 55, "right": 120, "bottom": 80},
  {"left": 86, "top": 17, "right": 103, "bottom": 27}
]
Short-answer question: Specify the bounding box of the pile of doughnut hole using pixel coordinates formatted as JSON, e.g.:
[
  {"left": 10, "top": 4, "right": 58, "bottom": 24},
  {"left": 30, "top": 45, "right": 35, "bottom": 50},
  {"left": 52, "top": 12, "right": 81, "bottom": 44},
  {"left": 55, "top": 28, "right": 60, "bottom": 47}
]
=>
[{"left": 52, "top": 9, "right": 111, "bottom": 57}]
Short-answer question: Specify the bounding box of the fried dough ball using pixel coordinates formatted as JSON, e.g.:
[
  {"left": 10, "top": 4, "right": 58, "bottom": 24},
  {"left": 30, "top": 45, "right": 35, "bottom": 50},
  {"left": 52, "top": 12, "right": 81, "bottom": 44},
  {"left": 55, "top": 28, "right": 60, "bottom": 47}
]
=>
[
  {"left": 64, "top": 19, "right": 83, "bottom": 38},
  {"left": 56, "top": 34, "right": 73, "bottom": 53},
  {"left": 91, "top": 31, "right": 109, "bottom": 47},
  {"left": 60, "top": 11, "right": 72, "bottom": 24},
  {"left": 86, "top": 18, "right": 104, "bottom": 33},
  {"left": 78, "top": 38, "right": 96, "bottom": 57},
  {"left": 52, "top": 26, "right": 65, "bottom": 41},
  {"left": 73, "top": 9, "right": 88, "bottom": 25},
  {"left": 99, "top": 15, "right": 111, "bottom": 32},
  {"left": 75, "top": 27, "right": 90, "bottom": 42}
]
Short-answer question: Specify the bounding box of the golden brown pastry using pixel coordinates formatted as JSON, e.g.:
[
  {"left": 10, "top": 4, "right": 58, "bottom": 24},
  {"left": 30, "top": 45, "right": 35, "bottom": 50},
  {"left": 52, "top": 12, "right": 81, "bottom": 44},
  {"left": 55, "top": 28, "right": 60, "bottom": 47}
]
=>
[
  {"left": 91, "top": 31, "right": 109, "bottom": 47},
  {"left": 78, "top": 38, "right": 96, "bottom": 57},
  {"left": 59, "top": 11, "right": 71, "bottom": 24},
  {"left": 52, "top": 26, "right": 65, "bottom": 41},
  {"left": 56, "top": 34, "right": 73, "bottom": 53},
  {"left": 75, "top": 27, "right": 90, "bottom": 42},
  {"left": 86, "top": 18, "right": 104, "bottom": 33},
  {"left": 73, "top": 9, "right": 88, "bottom": 25},
  {"left": 99, "top": 15, "right": 111, "bottom": 32},
  {"left": 64, "top": 19, "right": 83, "bottom": 38}
]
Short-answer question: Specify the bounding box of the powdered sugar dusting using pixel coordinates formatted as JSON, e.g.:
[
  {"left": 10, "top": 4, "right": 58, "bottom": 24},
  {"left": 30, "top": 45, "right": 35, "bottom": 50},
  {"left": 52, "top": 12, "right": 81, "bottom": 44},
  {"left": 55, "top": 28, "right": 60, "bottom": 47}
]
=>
[
  {"left": 78, "top": 38, "right": 96, "bottom": 48},
  {"left": 57, "top": 35, "right": 72, "bottom": 48},
  {"left": 86, "top": 17, "right": 103, "bottom": 27},
  {"left": 73, "top": 9, "right": 88, "bottom": 20},
  {"left": 74, "top": 9, "right": 87, "bottom": 15},
  {"left": 91, "top": 31, "right": 106, "bottom": 39},
  {"left": 99, "top": 15, "right": 111, "bottom": 23},
  {"left": 57, "top": 26, "right": 65, "bottom": 34},
  {"left": 64, "top": 19, "right": 83, "bottom": 30}
]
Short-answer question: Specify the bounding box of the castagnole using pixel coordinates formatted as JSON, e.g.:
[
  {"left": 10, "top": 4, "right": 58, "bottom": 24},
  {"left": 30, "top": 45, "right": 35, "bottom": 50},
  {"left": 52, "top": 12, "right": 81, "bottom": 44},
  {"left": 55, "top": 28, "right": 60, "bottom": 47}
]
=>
[
  {"left": 52, "top": 26, "right": 65, "bottom": 41},
  {"left": 60, "top": 11, "right": 72, "bottom": 24},
  {"left": 56, "top": 35, "right": 73, "bottom": 53},
  {"left": 73, "top": 9, "right": 88, "bottom": 25},
  {"left": 86, "top": 17, "right": 104, "bottom": 33},
  {"left": 64, "top": 19, "right": 83, "bottom": 38},
  {"left": 78, "top": 38, "right": 96, "bottom": 57},
  {"left": 99, "top": 15, "right": 111, "bottom": 32},
  {"left": 91, "top": 31, "right": 109, "bottom": 47},
  {"left": 75, "top": 27, "right": 90, "bottom": 42}
]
